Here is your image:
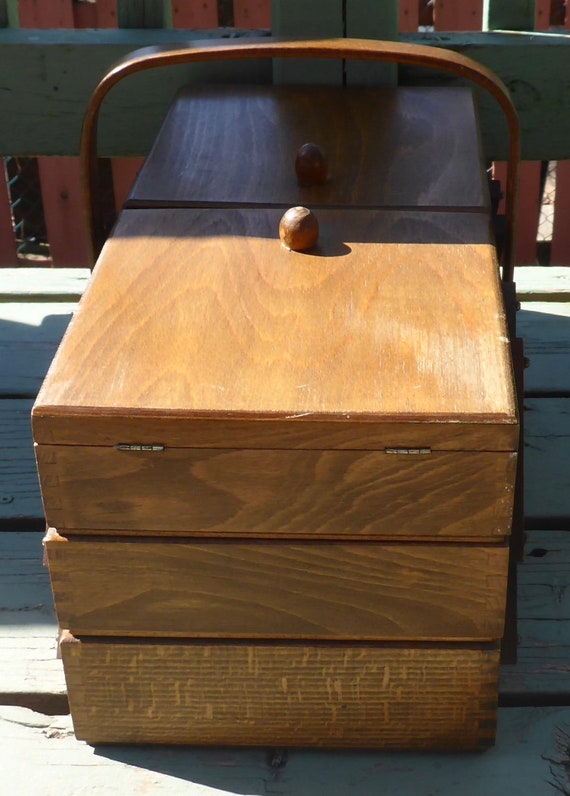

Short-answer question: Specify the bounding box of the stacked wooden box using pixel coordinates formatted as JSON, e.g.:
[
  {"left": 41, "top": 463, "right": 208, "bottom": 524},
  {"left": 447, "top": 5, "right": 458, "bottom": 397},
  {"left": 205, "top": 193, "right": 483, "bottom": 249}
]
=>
[{"left": 33, "top": 85, "right": 518, "bottom": 750}]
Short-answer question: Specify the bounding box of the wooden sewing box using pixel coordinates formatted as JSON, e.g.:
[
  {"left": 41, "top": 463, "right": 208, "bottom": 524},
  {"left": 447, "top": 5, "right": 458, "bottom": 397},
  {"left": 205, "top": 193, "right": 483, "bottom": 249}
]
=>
[{"left": 33, "top": 42, "right": 521, "bottom": 751}]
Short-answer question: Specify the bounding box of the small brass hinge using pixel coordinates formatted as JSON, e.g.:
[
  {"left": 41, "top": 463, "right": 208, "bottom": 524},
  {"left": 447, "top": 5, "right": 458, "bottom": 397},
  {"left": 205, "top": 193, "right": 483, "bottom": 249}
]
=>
[
  {"left": 115, "top": 444, "right": 165, "bottom": 452},
  {"left": 385, "top": 447, "right": 431, "bottom": 455}
]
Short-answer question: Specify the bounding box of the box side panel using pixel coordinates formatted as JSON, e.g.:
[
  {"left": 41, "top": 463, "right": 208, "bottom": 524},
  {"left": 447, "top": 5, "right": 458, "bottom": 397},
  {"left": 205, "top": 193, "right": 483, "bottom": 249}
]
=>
[
  {"left": 36, "top": 446, "right": 516, "bottom": 538},
  {"left": 61, "top": 640, "right": 499, "bottom": 749},
  {"left": 46, "top": 539, "right": 509, "bottom": 640}
]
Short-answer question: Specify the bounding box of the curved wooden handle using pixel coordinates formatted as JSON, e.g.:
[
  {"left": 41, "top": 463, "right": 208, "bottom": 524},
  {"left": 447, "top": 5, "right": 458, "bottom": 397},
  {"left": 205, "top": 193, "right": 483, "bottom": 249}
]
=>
[{"left": 81, "top": 37, "right": 520, "bottom": 279}]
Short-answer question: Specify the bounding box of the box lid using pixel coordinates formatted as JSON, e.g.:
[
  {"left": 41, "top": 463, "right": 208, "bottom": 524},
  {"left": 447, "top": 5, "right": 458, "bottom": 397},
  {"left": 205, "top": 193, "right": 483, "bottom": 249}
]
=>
[
  {"left": 127, "top": 85, "right": 489, "bottom": 212},
  {"left": 33, "top": 206, "right": 517, "bottom": 450}
]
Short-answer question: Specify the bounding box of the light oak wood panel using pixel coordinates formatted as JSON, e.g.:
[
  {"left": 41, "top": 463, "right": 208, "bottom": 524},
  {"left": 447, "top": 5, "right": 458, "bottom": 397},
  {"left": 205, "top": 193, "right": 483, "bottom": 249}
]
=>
[
  {"left": 36, "top": 446, "right": 516, "bottom": 538},
  {"left": 46, "top": 538, "right": 508, "bottom": 640},
  {"left": 61, "top": 639, "right": 500, "bottom": 749},
  {"left": 128, "top": 86, "right": 488, "bottom": 210},
  {"left": 33, "top": 208, "right": 517, "bottom": 449}
]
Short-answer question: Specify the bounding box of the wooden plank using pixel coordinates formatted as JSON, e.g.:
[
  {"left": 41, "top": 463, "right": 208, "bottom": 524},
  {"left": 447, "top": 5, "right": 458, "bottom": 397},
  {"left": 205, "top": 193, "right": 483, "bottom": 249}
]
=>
[
  {"left": 2, "top": 366, "right": 562, "bottom": 537},
  {"left": 117, "top": 0, "right": 168, "bottom": 28},
  {"left": 73, "top": 0, "right": 118, "bottom": 27},
  {"left": 32, "top": 208, "right": 516, "bottom": 432},
  {"left": 271, "top": 0, "right": 343, "bottom": 84},
  {"left": 37, "top": 158, "right": 91, "bottom": 268},
  {"left": 0, "top": 159, "right": 18, "bottom": 266},
  {"left": 399, "top": 0, "right": 419, "bottom": 32},
  {"left": 515, "top": 266, "right": 570, "bottom": 300},
  {"left": 501, "top": 530, "right": 570, "bottom": 698},
  {"left": 0, "top": 302, "right": 75, "bottom": 397},
  {"left": 62, "top": 640, "right": 499, "bottom": 748},
  {"left": 0, "top": 268, "right": 90, "bottom": 301},
  {"left": 434, "top": 0, "right": 484, "bottom": 31},
  {"left": 344, "top": 0, "right": 398, "bottom": 85},
  {"left": 36, "top": 445, "right": 516, "bottom": 538},
  {"left": 524, "top": 398, "right": 570, "bottom": 522},
  {"left": 0, "top": 29, "right": 273, "bottom": 158},
  {"left": 534, "top": 0, "right": 552, "bottom": 29},
  {"left": 16, "top": 0, "right": 75, "bottom": 27},
  {"left": 0, "top": 532, "right": 66, "bottom": 710},
  {"left": 494, "top": 160, "right": 542, "bottom": 266},
  {"left": 518, "top": 302, "right": 570, "bottom": 395},
  {"left": 233, "top": 0, "right": 271, "bottom": 28},
  {"left": 0, "top": 705, "right": 568, "bottom": 792},
  {"left": 0, "top": 400, "right": 43, "bottom": 524},
  {"left": 0, "top": 29, "right": 569, "bottom": 160},
  {"left": 484, "top": 0, "right": 537, "bottom": 31},
  {"left": 46, "top": 537, "right": 509, "bottom": 640},
  {"left": 171, "top": 0, "right": 218, "bottom": 28},
  {"left": 551, "top": 161, "right": 570, "bottom": 266},
  {"left": 129, "top": 86, "right": 489, "bottom": 210}
]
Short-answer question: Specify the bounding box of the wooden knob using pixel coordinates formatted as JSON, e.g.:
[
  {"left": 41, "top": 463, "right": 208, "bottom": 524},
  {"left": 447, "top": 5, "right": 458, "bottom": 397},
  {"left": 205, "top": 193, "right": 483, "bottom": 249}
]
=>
[
  {"left": 279, "top": 206, "right": 319, "bottom": 252},
  {"left": 295, "top": 143, "right": 328, "bottom": 186}
]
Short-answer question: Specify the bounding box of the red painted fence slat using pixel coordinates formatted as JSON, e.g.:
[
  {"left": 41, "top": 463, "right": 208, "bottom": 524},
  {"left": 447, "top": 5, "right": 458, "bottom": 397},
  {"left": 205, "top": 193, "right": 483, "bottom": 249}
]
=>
[
  {"left": 433, "top": 0, "right": 483, "bottom": 31},
  {"left": 233, "top": 0, "right": 271, "bottom": 28},
  {"left": 171, "top": 1, "right": 219, "bottom": 28},
  {"left": 551, "top": 161, "right": 570, "bottom": 265},
  {"left": 17, "top": 0, "right": 75, "bottom": 27},
  {"left": 74, "top": 0, "right": 118, "bottom": 28},
  {"left": 37, "top": 158, "right": 91, "bottom": 267},
  {"left": 0, "top": 160, "right": 18, "bottom": 266}
]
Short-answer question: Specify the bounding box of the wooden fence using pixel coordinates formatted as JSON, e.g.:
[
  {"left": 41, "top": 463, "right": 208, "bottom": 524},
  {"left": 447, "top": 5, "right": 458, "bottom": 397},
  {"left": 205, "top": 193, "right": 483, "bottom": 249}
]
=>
[{"left": 1, "top": 0, "right": 569, "bottom": 267}]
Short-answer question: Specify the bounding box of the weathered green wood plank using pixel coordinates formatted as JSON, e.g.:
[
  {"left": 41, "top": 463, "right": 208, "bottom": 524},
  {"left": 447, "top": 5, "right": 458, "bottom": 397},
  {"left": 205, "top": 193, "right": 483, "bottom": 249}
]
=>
[
  {"left": 484, "top": 0, "right": 536, "bottom": 31},
  {"left": 271, "top": 0, "right": 343, "bottom": 84},
  {"left": 516, "top": 267, "right": 570, "bottom": 301},
  {"left": 0, "top": 268, "right": 91, "bottom": 302},
  {"left": 117, "top": 0, "right": 170, "bottom": 28},
  {"left": 518, "top": 303, "right": 570, "bottom": 395},
  {"left": 0, "top": 303, "right": 75, "bottom": 397},
  {"left": 0, "top": 29, "right": 272, "bottom": 158},
  {"left": 0, "top": 30, "right": 569, "bottom": 159},
  {"left": 525, "top": 399, "right": 570, "bottom": 522},
  {"left": 0, "top": 532, "right": 65, "bottom": 711},
  {"left": 398, "top": 31, "right": 570, "bottom": 162},
  {"left": 344, "top": 0, "right": 398, "bottom": 85},
  {"left": 0, "top": 705, "right": 568, "bottom": 794},
  {"left": 501, "top": 530, "right": 570, "bottom": 698},
  {"left": 0, "top": 399, "right": 43, "bottom": 524}
]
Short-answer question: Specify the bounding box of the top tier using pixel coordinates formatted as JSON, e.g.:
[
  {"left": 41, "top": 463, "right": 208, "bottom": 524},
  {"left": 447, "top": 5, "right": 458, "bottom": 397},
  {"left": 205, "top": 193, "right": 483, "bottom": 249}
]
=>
[{"left": 127, "top": 85, "right": 489, "bottom": 211}]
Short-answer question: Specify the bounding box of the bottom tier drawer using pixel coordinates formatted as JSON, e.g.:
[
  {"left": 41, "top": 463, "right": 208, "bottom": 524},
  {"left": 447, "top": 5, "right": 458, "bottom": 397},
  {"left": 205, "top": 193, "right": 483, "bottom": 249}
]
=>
[{"left": 61, "top": 638, "right": 499, "bottom": 750}]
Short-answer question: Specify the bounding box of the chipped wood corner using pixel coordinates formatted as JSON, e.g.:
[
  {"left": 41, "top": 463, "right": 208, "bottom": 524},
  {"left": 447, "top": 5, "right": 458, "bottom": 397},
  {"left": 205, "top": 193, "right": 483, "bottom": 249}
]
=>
[
  {"left": 58, "top": 629, "right": 79, "bottom": 647},
  {"left": 42, "top": 527, "right": 68, "bottom": 566}
]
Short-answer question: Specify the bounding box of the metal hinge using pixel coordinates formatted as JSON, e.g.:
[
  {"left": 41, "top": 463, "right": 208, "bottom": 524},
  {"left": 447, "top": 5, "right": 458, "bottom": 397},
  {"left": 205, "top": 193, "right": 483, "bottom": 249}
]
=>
[
  {"left": 115, "top": 444, "right": 165, "bottom": 452},
  {"left": 385, "top": 447, "right": 431, "bottom": 455}
]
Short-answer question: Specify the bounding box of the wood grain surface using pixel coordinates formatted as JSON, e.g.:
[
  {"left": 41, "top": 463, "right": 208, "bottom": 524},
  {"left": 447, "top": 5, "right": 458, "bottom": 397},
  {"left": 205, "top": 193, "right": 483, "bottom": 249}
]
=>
[
  {"left": 61, "top": 639, "right": 500, "bottom": 749},
  {"left": 128, "top": 86, "right": 488, "bottom": 210},
  {"left": 36, "top": 445, "right": 516, "bottom": 537},
  {"left": 33, "top": 208, "right": 517, "bottom": 449},
  {"left": 46, "top": 538, "right": 508, "bottom": 640}
]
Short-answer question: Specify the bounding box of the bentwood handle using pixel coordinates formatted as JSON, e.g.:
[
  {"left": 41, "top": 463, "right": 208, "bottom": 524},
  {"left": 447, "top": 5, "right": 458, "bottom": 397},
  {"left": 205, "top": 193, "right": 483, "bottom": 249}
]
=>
[{"left": 80, "top": 37, "right": 521, "bottom": 280}]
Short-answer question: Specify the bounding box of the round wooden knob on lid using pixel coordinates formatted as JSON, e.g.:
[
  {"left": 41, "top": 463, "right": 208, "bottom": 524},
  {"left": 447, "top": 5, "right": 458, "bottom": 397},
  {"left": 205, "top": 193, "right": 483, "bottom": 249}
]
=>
[
  {"left": 295, "top": 143, "right": 328, "bottom": 186},
  {"left": 279, "top": 206, "right": 319, "bottom": 252}
]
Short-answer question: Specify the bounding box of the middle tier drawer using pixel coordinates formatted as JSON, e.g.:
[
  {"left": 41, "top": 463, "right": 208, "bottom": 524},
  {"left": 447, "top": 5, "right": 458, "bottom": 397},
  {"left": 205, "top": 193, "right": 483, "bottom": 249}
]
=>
[{"left": 45, "top": 537, "right": 508, "bottom": 641}]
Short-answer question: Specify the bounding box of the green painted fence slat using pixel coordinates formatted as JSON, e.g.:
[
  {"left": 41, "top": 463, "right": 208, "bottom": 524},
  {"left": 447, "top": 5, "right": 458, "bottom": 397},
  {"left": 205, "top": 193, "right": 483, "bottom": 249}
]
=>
[
  {"left": 344, "top": 0, "right": 398, "bottom": 85},
  {"left": 484, "top": 0, "right": 536, "bottom": 30},
  {"left": 271, "top": 0, "right": 343, "bottom": 84},
  {"left": 117, "top": 0, "right": 169, "bottom": 28}
]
